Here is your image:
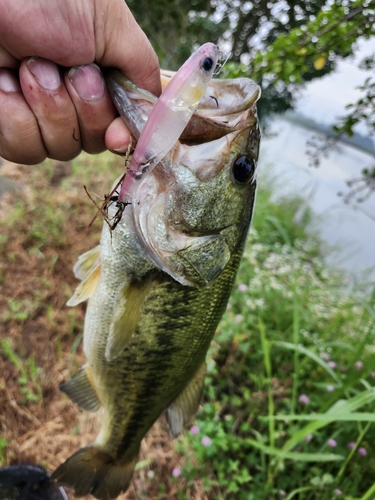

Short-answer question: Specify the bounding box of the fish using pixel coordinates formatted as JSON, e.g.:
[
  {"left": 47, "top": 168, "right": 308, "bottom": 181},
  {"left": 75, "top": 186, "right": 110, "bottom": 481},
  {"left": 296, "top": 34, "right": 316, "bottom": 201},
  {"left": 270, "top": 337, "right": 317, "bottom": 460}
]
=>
[{"left": 52, "top": 52, "right": 261, "bottom": 499}]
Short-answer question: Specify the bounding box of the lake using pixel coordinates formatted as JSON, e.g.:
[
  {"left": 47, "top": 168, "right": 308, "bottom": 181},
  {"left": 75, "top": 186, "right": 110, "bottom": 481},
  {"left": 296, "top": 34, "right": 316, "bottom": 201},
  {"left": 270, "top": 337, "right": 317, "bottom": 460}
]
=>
[{"left": 259, "top": 117, "right": 375, "bottom": 283}]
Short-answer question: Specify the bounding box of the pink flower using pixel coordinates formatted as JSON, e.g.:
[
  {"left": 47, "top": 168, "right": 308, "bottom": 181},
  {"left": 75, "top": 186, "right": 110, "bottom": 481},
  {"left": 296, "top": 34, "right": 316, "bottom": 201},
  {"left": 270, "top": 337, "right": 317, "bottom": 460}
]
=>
[
  {"left": 354, "top": 361, "right": 363, "bottom": 370},
  {"left": 327, "top": 439, "right": 337, "bottom": 447},
  {"left": 334, "top": 489, "right": 342, "bottom": 495},
  {"left": 326, "top": 385, "right": 335, "bottom": 392},
  {"left": 172, "top": 467, "right": 181, "bottom": 478},
  {"left": 320, "top": 352, "right": 330, "bottom": 361},
  {"left": 147, "top": 470, "right": 155, "bottom": 479},
  {"left": 238, "top": 284, "right": 248, "bottom": 292},
  {"left": 347, "top": 442, "right": 356, "bottom": 450},
  {"left": 298, "top": 394, "right": 309, "bottom": 405},
  {"left": 190, "top": 425, "right": 200, "bottom": 435},
  {"left": 358, "top": 447, "right": 367, "bottom": 456},
  {"left": 201, "top": 436, "right": 212, "bottom": 447},
  {"left": 328, "top": 361, "right": 337, "bottom": 369},
  {"left": 305, "top": 434, "right": 313, "bottom": 443}
]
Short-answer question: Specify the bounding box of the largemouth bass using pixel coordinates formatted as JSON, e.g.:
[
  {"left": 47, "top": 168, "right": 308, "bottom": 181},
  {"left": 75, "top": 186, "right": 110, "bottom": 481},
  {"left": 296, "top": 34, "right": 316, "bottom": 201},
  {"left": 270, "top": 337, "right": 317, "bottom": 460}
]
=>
[{"left": 52, "top": 56, "right": 261, "bottom": 499}]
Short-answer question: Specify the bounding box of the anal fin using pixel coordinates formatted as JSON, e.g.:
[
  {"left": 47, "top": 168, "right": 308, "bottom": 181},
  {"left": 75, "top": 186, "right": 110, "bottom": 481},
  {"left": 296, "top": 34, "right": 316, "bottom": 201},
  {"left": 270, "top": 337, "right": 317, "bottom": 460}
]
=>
[
  {"left": 166, "top": 362, "right": 206, "bottom": 438},
  {"left": 105, "top": 275, "right": 154, "bottom": 362},
  {"left": 60, "top": 365, "right": 101, "bottom": 412}
]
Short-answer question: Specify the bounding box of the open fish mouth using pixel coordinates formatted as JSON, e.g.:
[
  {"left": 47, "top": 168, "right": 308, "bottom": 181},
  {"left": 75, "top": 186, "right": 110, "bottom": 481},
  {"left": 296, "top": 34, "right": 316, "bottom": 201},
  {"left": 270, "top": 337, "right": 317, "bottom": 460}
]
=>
[{"left": 107, "top": 69, "right": 261, "bottom": 147}]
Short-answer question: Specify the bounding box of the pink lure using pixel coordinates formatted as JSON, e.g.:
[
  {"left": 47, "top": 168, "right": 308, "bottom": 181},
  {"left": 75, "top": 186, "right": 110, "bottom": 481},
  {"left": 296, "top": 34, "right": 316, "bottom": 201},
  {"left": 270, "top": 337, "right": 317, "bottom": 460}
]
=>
[{"left": 118, "top": 42, "right": 219, "bottom": 202}]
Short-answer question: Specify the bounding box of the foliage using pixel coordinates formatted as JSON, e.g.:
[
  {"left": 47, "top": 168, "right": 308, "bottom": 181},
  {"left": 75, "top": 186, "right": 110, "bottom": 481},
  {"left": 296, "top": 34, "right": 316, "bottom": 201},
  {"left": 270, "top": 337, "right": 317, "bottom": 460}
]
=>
[
  {"left": 126, "top": 0, "right": 228, "bottom": 69},
  {"left": 221, "top": 1, "right": 374, "bottom": 116},
  {"left": 332, "top": 76, "right": 375, "bottom": 202},
  {"left": 176, "top": 188, "right": 375, "bottom": 499}
]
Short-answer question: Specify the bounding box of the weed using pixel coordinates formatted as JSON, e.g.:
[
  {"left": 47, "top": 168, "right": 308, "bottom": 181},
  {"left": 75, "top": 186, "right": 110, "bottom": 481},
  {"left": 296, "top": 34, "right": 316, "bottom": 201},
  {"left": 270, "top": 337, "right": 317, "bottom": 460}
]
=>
[
  {"left": 3, "top": 299, "right": 40, "bottom": 323},
  {"left": 0, "top": 234, "right": 8, "bottom": 251},
  {"left": 68, "top": 333, "right": 83, "bottom": 373},
  {"left": 7, "top": 252, "right": 15, "bottom": 263},
  {"left": 0, "top": 437, "right": 7, "bottom": 465},
  {"left": 1, "top": 339, "right": 44, "bottom": 404}
]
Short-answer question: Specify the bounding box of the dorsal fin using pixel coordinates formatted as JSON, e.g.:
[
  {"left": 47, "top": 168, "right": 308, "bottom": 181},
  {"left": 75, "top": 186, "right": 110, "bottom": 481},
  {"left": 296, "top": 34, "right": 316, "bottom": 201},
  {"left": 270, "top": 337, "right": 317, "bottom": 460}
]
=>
[
  {"left": 73, "top": 245, "right": 101, "bottom": 280},
  {"left": 166, "top": 362, "right": 206, "bottom": 438},
  {"left": 67, "top": 264, "right": 101, "bottom": 306},
  {"left": 105, "top": 275, "right": 154, "bottom": 362}
]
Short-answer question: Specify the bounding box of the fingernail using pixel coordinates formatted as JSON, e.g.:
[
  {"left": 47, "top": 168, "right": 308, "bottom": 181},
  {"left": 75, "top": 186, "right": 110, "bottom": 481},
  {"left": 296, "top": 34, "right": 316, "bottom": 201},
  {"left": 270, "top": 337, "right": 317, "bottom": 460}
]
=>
[
  {"left": 68, "top": 64, "right": 104, "bottom": 101},
  {"left": 27, "top": 57, "right": 61, "bottom": 90},
  {"left": 113, "top": 144, "right": 131, "bottom": 153},
  {"left": 0, "top": 69, "right": 21, "bottom": 92}
]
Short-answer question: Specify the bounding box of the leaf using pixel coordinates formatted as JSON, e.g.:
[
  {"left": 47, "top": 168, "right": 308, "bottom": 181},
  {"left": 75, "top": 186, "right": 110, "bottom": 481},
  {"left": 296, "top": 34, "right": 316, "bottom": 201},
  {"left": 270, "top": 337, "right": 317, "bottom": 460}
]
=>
[
  {"left": 279, "top": 389, "right": 375, "bottom": 453},
  {"left": 245, "top": 437, "right": 343, "bottom": 462},
  {"left": 273, "top": 341, "right": 341, "bottom": 384},
  {"left": 285, "top": 486, "right": 314, "bottom": 500},
  {"left": 314, "top": 56, "right": 326, "bottom": 70},
  {"left": 135, "top": 458, "right": 154, "bottom": 470},
  {"left": 359, "top": 481, "right": 375, "bottom": 500},
  {"left": 266, "top": 412, "right": 375, "bottom": 422},
  {"left": 265, "top": 217, "right": 291, "bottom": 245}
]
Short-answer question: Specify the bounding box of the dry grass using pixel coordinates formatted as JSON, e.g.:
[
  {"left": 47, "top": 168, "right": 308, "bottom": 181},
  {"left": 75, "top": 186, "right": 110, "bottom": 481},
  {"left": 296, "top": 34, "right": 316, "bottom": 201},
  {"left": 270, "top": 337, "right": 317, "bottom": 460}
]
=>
[{"left": 0, "top": 154, "right": 208, "bottom": 500}]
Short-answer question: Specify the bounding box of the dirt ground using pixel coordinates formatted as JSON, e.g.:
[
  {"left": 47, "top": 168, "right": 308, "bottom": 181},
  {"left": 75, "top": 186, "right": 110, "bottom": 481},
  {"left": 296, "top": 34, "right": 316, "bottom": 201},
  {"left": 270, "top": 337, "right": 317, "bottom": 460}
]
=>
[{"left": 0, "top": 156, "right": 208, "bottom": 500}]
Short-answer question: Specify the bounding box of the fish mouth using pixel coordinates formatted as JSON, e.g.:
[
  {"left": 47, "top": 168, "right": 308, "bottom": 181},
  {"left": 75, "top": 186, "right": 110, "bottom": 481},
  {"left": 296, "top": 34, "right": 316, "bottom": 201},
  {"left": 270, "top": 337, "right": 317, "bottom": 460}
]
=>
[{"left": 106, "top": 69, "right": 260, "bottom": 145}]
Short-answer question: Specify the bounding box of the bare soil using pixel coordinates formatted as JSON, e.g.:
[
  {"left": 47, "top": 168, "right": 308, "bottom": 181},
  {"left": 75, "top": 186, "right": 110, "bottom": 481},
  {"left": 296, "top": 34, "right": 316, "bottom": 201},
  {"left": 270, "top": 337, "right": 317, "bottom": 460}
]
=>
[{"left": 0, "top": 155, "right": 207, "bottom": 500}]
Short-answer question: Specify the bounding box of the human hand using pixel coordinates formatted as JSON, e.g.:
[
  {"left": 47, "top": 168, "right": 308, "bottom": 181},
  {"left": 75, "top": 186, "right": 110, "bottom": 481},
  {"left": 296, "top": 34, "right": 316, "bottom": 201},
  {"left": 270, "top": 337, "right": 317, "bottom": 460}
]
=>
[{"left": 0, "top": 0, "right": 161, "bottom": 164}]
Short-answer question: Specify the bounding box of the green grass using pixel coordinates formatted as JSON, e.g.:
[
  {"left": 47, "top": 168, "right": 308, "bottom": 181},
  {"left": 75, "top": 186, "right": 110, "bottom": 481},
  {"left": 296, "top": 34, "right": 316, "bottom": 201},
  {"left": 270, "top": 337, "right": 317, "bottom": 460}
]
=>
[
  {"left": 177, "top": 188, "right": 375, "bottom": 500},
  {"left": 0, "top": 338, "right": 44, "bottom": 404}
]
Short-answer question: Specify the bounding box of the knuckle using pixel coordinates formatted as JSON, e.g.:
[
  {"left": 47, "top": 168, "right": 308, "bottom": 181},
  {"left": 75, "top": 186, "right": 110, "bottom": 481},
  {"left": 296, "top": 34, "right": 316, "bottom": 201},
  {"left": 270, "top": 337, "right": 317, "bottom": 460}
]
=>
[{"left": 0, "top": 117, "right": 47, "bottom": 164}]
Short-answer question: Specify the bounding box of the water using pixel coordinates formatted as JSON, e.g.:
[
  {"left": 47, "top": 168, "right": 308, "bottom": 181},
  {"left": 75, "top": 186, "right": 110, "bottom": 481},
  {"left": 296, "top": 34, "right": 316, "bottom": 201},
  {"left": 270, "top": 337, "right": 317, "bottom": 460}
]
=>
[{"left": 259, "top": 117, "right": 375, "bottom": 282}]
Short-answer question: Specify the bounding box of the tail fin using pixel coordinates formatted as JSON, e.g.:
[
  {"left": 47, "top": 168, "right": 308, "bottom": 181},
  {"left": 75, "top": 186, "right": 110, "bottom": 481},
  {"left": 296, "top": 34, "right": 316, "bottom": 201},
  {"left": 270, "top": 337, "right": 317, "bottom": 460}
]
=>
[{"left": 51, "top": 445, "right": 138, "bottom": 500}]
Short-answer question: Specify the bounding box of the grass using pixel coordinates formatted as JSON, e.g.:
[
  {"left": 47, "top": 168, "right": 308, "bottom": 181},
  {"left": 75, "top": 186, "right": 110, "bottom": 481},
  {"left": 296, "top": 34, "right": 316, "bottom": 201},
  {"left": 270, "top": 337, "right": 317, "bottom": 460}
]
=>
[
  {"left": 176, "top": 187, "right": 375, "bottom": 500},
  {"left": 0, "top": 338, "right": 44, "bottom": 404}
]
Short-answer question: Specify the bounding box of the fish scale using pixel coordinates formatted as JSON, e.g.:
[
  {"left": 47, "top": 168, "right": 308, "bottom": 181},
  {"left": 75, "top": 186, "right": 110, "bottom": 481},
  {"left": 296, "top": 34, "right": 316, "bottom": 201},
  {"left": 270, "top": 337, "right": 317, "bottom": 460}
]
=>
[{"left": 112, "top": 249, "right": 247, "bottom": 458}]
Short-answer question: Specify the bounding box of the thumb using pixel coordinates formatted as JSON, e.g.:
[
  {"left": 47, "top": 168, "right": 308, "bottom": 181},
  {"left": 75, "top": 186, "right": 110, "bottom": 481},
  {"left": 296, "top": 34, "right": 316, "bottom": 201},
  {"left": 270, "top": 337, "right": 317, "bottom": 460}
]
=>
[{"left": 94, "top": 0, "right": 161, "bottom": 97}]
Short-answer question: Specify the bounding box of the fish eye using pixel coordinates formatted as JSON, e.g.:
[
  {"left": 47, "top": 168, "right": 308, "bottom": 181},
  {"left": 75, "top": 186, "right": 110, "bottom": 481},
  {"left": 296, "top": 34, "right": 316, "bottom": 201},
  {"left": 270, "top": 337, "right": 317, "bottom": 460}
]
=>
[
  {"left": 202, "top": 57, "right": 214, "bottom": 72},
  {"left": 231, "top": 155, "right": 256, "bottom": 185}
]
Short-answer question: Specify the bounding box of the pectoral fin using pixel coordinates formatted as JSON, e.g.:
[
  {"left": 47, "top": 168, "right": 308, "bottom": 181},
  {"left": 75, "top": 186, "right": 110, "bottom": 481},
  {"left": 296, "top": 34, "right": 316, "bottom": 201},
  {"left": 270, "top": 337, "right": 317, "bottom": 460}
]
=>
[
  {"left": 105, "top": 275, "right": 154, "bottom": 362},
  {"left": 166, "top": 362, "right": 206, "bottom": 438},
  {"left": 67, "top": 264, "right": 101, "bottom": 306},
  {"left": 73, "top": 245, "right": 101, "bottom": 280},
  {"left": 170, "top": 234, "right": 231, "bottom": 287},
  {"left": 59, "top": 365, "right": 101, "bottom": 412}
]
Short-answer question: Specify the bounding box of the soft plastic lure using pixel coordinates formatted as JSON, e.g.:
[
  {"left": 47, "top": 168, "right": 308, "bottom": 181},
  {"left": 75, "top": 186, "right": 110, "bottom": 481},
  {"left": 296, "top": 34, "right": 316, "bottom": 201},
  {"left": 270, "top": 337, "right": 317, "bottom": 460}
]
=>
[{"left": 117, "top": 42, "right": 219, "bottom": 202}]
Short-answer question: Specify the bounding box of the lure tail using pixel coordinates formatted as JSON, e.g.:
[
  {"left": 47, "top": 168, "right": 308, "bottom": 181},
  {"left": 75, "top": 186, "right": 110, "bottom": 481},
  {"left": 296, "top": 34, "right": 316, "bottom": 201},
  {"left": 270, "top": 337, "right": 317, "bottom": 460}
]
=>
[{"left": 52, "top": 446, "right": 138, "bottom": 500}]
